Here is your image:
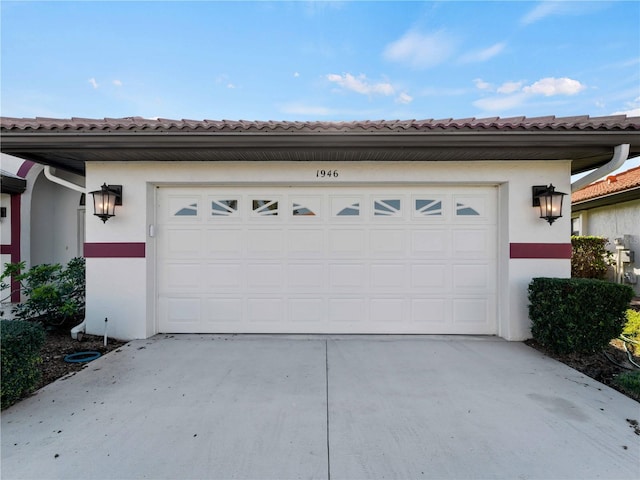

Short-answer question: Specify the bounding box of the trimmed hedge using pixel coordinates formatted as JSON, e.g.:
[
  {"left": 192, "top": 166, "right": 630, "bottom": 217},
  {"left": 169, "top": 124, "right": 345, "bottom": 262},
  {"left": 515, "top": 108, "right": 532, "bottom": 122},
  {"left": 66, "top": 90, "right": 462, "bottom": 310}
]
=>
[
  {"left": 528, "top": 277, "right": 634, "bottom": 354},
  {"left": 1, "top": 320, "right": 45, "bottom": 409}
]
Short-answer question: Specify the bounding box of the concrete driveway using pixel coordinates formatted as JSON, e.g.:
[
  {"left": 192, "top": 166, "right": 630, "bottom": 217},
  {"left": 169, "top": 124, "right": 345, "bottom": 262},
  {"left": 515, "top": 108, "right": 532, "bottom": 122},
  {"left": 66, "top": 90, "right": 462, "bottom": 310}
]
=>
[{"left": 1, "top": 335, "right": 639, "bottom": 480}]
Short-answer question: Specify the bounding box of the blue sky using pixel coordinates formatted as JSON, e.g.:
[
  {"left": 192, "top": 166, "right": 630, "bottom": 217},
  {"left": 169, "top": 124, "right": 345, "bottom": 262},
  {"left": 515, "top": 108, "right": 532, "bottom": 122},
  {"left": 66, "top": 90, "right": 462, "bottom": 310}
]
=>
[{"left": 1, "top": 1, "right": 639, "bottom": 123}]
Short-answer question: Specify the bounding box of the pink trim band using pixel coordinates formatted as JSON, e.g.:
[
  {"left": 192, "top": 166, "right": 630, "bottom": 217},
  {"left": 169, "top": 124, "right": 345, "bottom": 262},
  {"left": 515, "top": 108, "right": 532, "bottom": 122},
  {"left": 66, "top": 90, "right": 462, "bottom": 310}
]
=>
[
  {"left": 84, "top": 242, "right": 146, "bottom": 258},
  {"left": 16, "top": 161, "right": 35, "bottom": 178},
  {"left": 510, "top": 243, "right": 571, "bottom": 259},
  {"left": 9, "top": 195, "right": 22, "bottom": 302}
]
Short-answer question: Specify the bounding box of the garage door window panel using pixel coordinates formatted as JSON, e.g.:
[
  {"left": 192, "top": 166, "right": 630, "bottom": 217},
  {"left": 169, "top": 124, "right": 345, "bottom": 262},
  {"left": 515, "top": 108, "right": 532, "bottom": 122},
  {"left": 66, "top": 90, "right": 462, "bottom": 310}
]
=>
[
  {"left": 373, "top": 199, "right": 402, "bottom": 217},
  {"left": 210, "top": 199, "right": 239, "bottom": 217},
  {"left": 252, "top": 199, "right": 280, "bottom": 217}
]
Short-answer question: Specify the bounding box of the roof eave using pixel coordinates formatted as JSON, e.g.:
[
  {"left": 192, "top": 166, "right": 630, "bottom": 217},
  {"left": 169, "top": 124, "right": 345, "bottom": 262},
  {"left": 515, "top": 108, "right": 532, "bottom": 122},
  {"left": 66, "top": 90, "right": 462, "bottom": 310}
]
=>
[{"left": 572, "top": 186, "right": 640, "bottom": 212}]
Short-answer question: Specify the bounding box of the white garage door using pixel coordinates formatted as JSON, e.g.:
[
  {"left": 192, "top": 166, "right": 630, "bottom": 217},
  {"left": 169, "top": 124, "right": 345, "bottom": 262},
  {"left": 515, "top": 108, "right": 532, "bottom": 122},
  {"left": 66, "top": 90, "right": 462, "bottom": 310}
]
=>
[{"left": 157, "top": 185, "right": 497, "bottom": 334}]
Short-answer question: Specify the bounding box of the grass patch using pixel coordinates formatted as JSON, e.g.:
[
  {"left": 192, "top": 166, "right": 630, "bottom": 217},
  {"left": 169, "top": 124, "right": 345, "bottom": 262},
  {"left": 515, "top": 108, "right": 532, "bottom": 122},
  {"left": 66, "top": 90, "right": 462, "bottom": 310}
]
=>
[{"left": 614, "top": 370, "right": 640, "bottom": 397}]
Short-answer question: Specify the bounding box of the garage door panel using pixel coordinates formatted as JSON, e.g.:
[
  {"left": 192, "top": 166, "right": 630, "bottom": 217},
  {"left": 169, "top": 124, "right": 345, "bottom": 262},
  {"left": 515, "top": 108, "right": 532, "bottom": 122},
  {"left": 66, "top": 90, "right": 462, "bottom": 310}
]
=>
[
  {"left": 453, "top": 264, "right": 493, "bottom": 291},
  {"left": 289, "top": 299, "right": 325, "bottom": 323},
  {"left": 329, "top": 264, "right": 365, "bottom": 288},
  {"left": 287, "top": 229, "right": 324, "bottom": 256},
  {"left": 411, "top": 298, "right": 448, "bottom": 323},
  {"left": 164, "top": 229, "right": 202, "bottom": 257},
  {"left": 205, "top": 229, "right": 244, "bottom": 255},
  {"left": 370, "top": 264, "right": 406, "bottom": 289},
  {"left": 453, "top": 298, "right": 492, "bottom": 325},
  {"left": 204, "top": 263, "right": 243, "bottom": 289},
  {"left": 329, "top": 298, "right": 365, "bottom": 322},
  {"left": 410, "top": 264, "right": 450, "bottom": 290},
  {"left": 452, "top": 229, "right": 496, "bottom": 258},
  {"left": 248, "top": 298, "right": 283, "bottom": 322},
  {"left": 328, "top": 229, "right": 366, "bottom": 255},
  {"left": 161, "top": 262, "right": 202, "bottom": 290},
  {"left": 370, "top": 229, "right": 406, "bottom": 255},
  {"left": 370, "top": 298, "right": 406, "bottom": 322},
  {"left": 246, "top": 264, "right": 283, "bottom": 289},
  {"left": 410, "top": 229, "right": 450, "bottom": 256},
  {"left": 204, "top": 298, "right": 243, "bottom": 323},
  {"left": 158, "top": 185, "right": 497, "bottom": 334},
  {"left": 287, "top": 263, "right": 325, "bottom": 289},
  {"left": 247, "top": 229, "right": 283, "bottom": 255},
  {"left": 165, "top": 297, "right": 202, "bottom": 323}
]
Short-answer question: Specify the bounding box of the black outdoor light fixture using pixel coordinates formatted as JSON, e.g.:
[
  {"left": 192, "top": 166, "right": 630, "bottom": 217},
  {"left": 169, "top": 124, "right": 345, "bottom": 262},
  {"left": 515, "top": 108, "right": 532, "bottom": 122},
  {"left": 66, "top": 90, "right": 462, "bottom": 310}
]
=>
[
  {"left": 90, "top": 183, "right": 122, "bottom": 223},
  {"left": 532, "top": 184, "right": 567, "bottom": 225}
]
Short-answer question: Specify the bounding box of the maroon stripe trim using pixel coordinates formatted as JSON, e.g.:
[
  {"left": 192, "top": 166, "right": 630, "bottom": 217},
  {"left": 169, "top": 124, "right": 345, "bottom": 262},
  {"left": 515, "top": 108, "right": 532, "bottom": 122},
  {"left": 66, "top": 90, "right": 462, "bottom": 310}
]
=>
[
  {"left": 16, "top": 161, "right": 35, "bottom": 178},
  {"left": 84, "top": 242, "right": 146, "bottom": 258},
  {"left": 510, "top": 243, "right": 571, "bottom": 259},
  {"left": 9, "top": 195, "right": 21, "bottom": 302}
]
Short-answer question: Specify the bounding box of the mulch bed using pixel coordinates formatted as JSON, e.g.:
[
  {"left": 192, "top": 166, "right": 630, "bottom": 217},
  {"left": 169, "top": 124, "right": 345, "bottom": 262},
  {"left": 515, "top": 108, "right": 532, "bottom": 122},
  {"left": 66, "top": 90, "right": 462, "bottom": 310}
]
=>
[
  {"left": 525, "top": 338, "right": 640, "bottom": 403},
  {"left": 38, "top": 329, "right": 126, "bottom": 389}
]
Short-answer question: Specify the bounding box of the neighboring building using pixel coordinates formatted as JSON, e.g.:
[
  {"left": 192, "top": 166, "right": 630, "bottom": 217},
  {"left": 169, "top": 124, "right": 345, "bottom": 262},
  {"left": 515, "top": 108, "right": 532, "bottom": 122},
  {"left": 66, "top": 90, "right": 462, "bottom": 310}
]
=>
[
  {"left": 1, "top": 115, "right": 639, "bottom": 340},
  {"left": 572, "top": 165, "right": 640, "bottom": 295},
  {"left": 0, "top": 153, "right": 86, "bottom": 304}
]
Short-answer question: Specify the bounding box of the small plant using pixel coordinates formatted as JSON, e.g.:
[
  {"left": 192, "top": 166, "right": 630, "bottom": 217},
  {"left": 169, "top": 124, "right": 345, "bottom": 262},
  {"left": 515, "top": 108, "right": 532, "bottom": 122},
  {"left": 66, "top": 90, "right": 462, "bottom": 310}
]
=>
[
  {"left": 0, "top": 258, "right": 85, "bottom": 328},
  {"left": 1, "top": 320, "right": 46, "bottom": 409},
  {"left": 528, "top": 277, "right": 634, "bottom": 354},
  {"left": 622, "top": 309, "right": 640, "bottom": 340},
  {"left": 571, "top": 236, "right": 615, "bottom": 279}
]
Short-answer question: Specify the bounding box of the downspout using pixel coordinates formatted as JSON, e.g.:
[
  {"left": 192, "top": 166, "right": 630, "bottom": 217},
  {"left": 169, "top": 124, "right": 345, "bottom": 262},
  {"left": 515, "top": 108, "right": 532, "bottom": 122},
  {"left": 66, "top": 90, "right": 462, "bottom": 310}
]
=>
[
  {"left": 44, "top": 166, "right": 88, "bottom": 340},
  {"left": 571, "top": 144, "right": 630, "bottom": 192}
]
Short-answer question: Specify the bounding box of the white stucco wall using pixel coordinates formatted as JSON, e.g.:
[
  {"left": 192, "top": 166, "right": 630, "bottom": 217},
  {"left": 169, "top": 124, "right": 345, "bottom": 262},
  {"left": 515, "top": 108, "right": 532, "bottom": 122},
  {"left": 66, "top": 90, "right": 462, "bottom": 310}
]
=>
[
  {"left": 30, "top": 171, "right": 84, "bottom": 266},
  {"left": 85, "top": 160, "right": 571, "bottom": 341},
  {"left": 577, "top": 199, "right": 640, "bottom": 295}
]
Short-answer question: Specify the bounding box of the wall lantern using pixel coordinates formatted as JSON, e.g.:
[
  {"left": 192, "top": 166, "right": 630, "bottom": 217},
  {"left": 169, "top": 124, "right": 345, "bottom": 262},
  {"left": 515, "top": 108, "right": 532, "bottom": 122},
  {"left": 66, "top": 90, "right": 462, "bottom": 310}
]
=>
[
  {"left": 90, "top": 183, "right": 122, "bottom": 223},
  {"left": 532, "top": 184, "right": 567, "bottom": 225}
]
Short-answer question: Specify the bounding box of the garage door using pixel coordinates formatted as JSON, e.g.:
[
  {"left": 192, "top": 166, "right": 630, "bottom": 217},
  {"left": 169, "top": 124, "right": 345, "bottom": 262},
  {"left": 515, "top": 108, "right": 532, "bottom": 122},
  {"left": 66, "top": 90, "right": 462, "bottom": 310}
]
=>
[{"left": 157, "top": 185, "right": 497, "bottom": 334}]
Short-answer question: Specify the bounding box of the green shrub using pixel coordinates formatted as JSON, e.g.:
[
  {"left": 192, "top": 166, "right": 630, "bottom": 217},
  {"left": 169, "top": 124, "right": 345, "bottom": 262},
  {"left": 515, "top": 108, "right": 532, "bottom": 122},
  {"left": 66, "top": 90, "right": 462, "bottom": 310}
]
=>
[
  {"left": 0, "top": 258, "right": 85, "bottom": 328},
  {"left": 1, "top": 320, "right": 46, "bottom": 409},
  {"left": 614, "top": 370, "right": 640, "bottom": 398},
  {"left": 622, "top": 309, "right": 640, "bottom": 340},
  {"left": 528, "top": 277, "right": 634, "bottom": 354},
  {"left": 571, "top": 236, "right": 614, "bottom": 279}
]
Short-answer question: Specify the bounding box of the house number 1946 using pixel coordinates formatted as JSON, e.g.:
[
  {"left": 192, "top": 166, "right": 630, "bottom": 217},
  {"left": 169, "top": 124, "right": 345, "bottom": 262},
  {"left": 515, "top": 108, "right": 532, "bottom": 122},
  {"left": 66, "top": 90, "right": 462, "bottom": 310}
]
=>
[{"left": 316, "top": 169, "right": 339, "bottom": 178}]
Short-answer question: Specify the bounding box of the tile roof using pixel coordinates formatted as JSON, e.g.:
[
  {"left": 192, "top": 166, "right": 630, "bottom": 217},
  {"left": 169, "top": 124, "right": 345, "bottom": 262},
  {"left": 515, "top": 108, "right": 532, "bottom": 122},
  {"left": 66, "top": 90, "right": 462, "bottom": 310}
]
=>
[
  {"left": 572, "top": 165, "right": 640, "bottom": 203},
  {"left": 2, "top": 114, "right": 639, "bottom": 133}
]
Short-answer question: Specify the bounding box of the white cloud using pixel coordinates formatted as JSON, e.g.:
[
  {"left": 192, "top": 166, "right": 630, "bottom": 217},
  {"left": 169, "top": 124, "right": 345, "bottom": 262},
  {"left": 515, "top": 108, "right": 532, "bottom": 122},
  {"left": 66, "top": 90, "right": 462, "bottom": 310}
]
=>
[
  {"left": 497, "top": 81, "right": 523, "bottom": 94},
  {"left": 294, "top": 72, "right": 300, "bottom": 78},
  {"left": 88, "top": 78, "right": 99, "bottom": 89},
  {"left": 473, "top": 76, "right": 587, "bottom": 113},
  {"left": 611, "top": 96, "right": 640, "bottom": 116},
  {"left": 396, "top": 92, "right": 413, "bottom": 104},
  {"left": 383, "top": 30, "right": 456, "bottom": 69},
  {"left": 227, "top": 83, "right": 236, "bottom": 89},
  {"left": 113, "top": 79, "right": 123, "bottom": 87},
  {"left": 473, "top": 78, "right": 492, "bottom": 91},
  {"left": 280, "top": 102, "right": 333, "bottom": 116},
  {"left": 520, "top": 1, "right": 564, "bottom": 25},
  {"left": 473, "top": 93, "right": 529, "bottom": 112},
  {"left": 326, "top": 73, "right": 394, "bottom": 96},
  {"left": 460, "top": 42, "right": 505, "bottom": 63},
  {"left": 520, "top": 1, "right": 607, "bottom": 26},
  {"left": 522, "top": 77, "right": 586, "bottom": 96},
  {"left": 615, "top": 108, "right": 640, "bottom": 117}
]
